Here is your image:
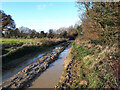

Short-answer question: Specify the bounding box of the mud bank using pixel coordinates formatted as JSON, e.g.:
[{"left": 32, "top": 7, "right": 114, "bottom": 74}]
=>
[
  {"left": 2, "top": 40, "right": 66, "bottom": 65},
  {"left": 63, "top": 47, "right": 72, "bottom": 69},
  {"left": 1, "top": 42, "right": 70, "bottom": 88}
]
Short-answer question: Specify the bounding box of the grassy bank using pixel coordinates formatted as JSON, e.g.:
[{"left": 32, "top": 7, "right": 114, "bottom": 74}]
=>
[
  {"left": 1, "top": 38, "right": 66, "bottom": 65},
  {"left": 1, "top": 38, "right": 44, "bottom": 55},
  {"left": 56, "top": 41, "right": 119, "bottom": 88},
  {"left": 1, "top": 38, "right": 43, "bottom": 45}
]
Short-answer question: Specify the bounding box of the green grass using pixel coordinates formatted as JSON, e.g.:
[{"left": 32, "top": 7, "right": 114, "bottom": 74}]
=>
[
  {"left": 70, "top": 42, "right": 104, "bottom": 88},
  {"left": 1, "top": 38, "right": 44, "bottom": 55},
  {"left": 1, "top": 38, "right": 43, "bottom": 45},
  {"left": 56, "top": 41, "right": 118, "bottom": 88},
  {"left": 70, "top": 42, "right": 118, "bottom": 88},
  {"left": 71, "top": 42, "right": 93, "bottom": 60}
]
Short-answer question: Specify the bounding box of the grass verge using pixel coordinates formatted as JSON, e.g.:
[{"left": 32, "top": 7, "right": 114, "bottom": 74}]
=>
[{"left": 56, "top": 41, "right": 119, "bottom": 88}]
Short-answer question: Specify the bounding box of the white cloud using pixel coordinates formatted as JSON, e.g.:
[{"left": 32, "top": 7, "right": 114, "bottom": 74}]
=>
[
  {"left": 37, "top": 3, "right": 54, "bottom": 10},
  {"left": 37, "top": 4, "right": 46, "bottom": 10}
]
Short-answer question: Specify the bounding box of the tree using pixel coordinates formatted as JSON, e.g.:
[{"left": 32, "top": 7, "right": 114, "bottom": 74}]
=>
[
  {"left": 18, "top": 26, "right": 37, "bottom": 38},
  {"left": 39, "top": 31, "right": 46, "bottom": 38},
  {"left": 30, "top": 29, "right": 37, "bottom": 38},
  {"left": 18, "top": 26, "right": 27, "bottom": 38},
  {"left": 47, "top": 29, "right": 54, "bottom": 38},
  {"left": 55, "top": 27, "right": 68, "bottom": 38},
  {"left": 14, "top": 28, "right": 20, "bottom": 38},
  {"left": 67, "top": 26, "right": 78, "bottom": 40},
  {"left": 77, "top": 2, "right": 119, "bottom": 44},
  {"left": 62, "top": 31, "right": 67, "bottom": 38},
  {"left": 77, "top": 25, "right": 83, "bottom": 36},
  {"left": 0, "top": 10, "right": 16, "bottom": 38},
  {"left": 0, "top": 10, "right": 16, "bottom": 31}
]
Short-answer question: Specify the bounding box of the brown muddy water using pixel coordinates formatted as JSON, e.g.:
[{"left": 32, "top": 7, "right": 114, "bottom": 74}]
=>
[
  {"left": 2, "top": 47, "right": 55, "bottom": 82},
  {"left": 28, "top": 45, "right": 71, "bottom": 88}
]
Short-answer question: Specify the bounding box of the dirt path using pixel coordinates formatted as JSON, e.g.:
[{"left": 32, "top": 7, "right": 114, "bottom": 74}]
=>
[
  {"left": 2, "top": 42, "right": 70, "bottom": 88},
  {"left": 29, "top": 45, "right": 71, "bottom": 88}
]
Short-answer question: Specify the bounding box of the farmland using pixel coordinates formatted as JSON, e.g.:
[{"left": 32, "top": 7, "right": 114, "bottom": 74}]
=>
[
  {"left": 1, "top": 38, "right": 43, "bottom": 55},
  {"left": 1, "top": 38, "right": 43, "bottom": 45},
  {"left": 1, "top": 38, "right": 66, "bottom": 54}
]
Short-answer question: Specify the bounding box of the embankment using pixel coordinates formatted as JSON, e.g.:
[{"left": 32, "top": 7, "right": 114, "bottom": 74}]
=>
[
  {"left": 56, "top": 41, "right": 119, "bottom": 88},
  {"left": 2, "top": 42, "right": 70, "bottom": 88}
]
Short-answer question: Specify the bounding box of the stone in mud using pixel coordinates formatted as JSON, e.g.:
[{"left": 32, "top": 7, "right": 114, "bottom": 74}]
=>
[
  {"left": 39, "top": 57, "right": 46, "bottom": 62},
  {"left": 10, "top": 76, "right": 18, "bottom": 82},
  {"left": 16, "top": 78, "right": 28, "bottom": 88},
  {"left": 22, "top": 76, "right": 30, "bottom": 83},
  {"left": 11, "top": 83, "right": 17, "bottom": 88},
  {"left": 42, "top": 62, "right": 48, "bottom": 69},
  {"left": 40, "top": 63, "right": 47, "bottom": 69},
  {"left": 33, "top": 66, "right": 40, "bottom": 71},
  {"left": 33, "top": 63, "right": 39, "bottom": 67},
  {"left": 53, "top": 53, "right": 57, "bottom": 56},
  {"left": 35, "top": 68, "right": 41, "bottom": 74},
  {"left": 17, "top": 71, "right": 23, "bottom": 74},
  {"left": 38, "top": 58, "right": 43, "bottom": 62},
  {"left": 22, "top": 66, "right": 29, "bottom": 73},
  {"left": 2, "top": 80, "right": 13, "bottom": 88},
  {"left": 27, "top": 73, "right": 35, "bottom": 80},
  {"left": 47, "top": 57, "right": 51, "bottom": 61},
  {"left": 16, "top": 73, "right": 25, "bottom": 79},
  {"left": 51, "top": 55, "right": 55, "bottom": 59},
  {"left": 45, "top": 59, "right": 50, "bottom": 63},
  {"left": 18, "top": 77, "right": 23, "bottom": 81},
  {"left": 23, "top": 65, "right": 34, "bottom": 73}
]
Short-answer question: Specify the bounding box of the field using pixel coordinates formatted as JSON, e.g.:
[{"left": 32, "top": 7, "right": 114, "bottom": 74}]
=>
[
  {"left": 1, "top": 38, "right": 44, "bottom": 55},
  {"left": 1, "top": 38, "right": 43, "bottom": 45}
]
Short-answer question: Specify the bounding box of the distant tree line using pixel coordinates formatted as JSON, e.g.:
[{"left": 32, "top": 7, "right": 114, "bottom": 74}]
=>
[{"left": 0, "top": 10, "right": 78, "bottom": 40}]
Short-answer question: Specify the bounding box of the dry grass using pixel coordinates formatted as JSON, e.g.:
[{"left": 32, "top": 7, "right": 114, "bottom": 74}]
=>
[{"left": 56, "top": 40, "right": 119, "bottom": 88}]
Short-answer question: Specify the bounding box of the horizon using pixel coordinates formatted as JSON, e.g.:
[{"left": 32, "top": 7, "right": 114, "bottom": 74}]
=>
[{"left": 1, "top": 2, "right": 83, "bottom": 32}]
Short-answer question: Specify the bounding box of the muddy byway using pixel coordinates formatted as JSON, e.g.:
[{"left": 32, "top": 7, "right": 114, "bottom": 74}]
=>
[
  {"left": 2, "top": 42, "right": 72, "bottom": 88},
  {"left": 28, "top": 44, "right": 71, "bottom": 88}
]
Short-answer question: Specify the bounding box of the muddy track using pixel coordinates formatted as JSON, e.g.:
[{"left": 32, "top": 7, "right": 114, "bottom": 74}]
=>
[{"left": 1, "top": 42, "right": 70, "bottom": 89}]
